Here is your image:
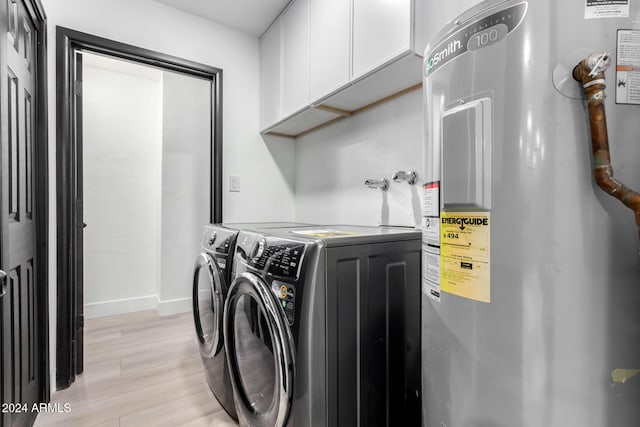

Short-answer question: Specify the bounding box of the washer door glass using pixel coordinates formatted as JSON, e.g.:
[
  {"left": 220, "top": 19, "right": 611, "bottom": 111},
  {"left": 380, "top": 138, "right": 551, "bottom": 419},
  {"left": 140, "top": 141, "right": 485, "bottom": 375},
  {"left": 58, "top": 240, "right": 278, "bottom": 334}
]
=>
[
  {"left": 192, "top": 253, "right": 224, "bottom": 358},
  {"left": 225, "top": 273, "right": 295, "bottom": 427}
]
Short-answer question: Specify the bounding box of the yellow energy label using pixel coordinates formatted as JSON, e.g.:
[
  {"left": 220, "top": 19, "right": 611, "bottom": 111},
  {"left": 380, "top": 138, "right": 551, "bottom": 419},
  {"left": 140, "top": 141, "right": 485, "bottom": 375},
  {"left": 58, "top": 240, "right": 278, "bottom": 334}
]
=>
[{"left": 440, "top": 212, "right": 490, "bottom": 303}]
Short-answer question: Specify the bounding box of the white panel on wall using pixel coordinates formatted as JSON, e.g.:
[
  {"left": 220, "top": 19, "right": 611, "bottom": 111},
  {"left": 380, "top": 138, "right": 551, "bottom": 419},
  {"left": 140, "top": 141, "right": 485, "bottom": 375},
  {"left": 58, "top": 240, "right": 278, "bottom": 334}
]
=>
[
  {"left": 160, "top": 71, "right": 211, "bottom": 313},
  {"left": 295, "top": 90, "right": 423, "bottom": 227},
  {"left": 83, "top": 53, "right": 163, "bottom": 316}
]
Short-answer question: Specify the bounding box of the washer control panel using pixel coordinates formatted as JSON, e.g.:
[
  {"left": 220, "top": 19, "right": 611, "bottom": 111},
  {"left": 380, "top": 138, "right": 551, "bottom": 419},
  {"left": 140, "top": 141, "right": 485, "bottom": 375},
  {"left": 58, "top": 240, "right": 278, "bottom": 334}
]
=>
[{"left": 248, "top": 238, "right": 306, "bottom": 280}]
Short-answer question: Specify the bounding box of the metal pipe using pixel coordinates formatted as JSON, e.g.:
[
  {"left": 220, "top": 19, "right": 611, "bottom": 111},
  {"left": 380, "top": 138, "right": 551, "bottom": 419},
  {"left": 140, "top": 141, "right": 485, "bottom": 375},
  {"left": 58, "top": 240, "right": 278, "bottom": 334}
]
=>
[{"left": 573, "top": 52, "right": 640, "bottom": 245}]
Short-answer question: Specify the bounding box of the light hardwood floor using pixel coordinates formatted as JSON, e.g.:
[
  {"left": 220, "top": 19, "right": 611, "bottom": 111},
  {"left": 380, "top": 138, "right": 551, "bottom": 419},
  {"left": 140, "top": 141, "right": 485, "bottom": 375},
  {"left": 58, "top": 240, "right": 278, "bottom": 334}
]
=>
[{"left": 34, "top": 310, "right": 238, "bottom": 427}]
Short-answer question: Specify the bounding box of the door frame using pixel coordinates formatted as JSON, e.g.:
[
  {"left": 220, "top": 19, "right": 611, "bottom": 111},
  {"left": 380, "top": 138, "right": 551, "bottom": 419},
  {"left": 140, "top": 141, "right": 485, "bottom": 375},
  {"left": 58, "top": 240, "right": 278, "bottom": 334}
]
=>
[
  {"left": 0, "top": 0, "right": 50, "bottom": 412},
  {"left": 55, "top": 27, "right": 223, "bottom": 390}
]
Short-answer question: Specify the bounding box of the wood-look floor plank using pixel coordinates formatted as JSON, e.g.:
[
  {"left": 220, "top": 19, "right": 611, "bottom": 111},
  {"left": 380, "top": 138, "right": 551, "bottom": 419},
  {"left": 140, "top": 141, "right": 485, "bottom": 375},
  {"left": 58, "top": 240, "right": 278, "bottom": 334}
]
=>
[
  {"left": 50, "top": 354, "right": 204, "bottom": 407},
  {"left": 89, "top": 419, "right": 120, "bottom": 427},
  {"left": 117, "top": 338, "right": 199, "bottom": 374},
  {"left": 34, "top": 310, "right": 237, "bottom": 427},
  {"left": 180, "top": 412, "right": 239, "bottom": 427},
  {"left": 119, "top": 390, "right": 225, "bottom": 427},
  {"left": 36, "top": 372, "right": 208, "bottom": 427},
  {"left": 84, "top": 332, "right": 196, "bottom": 367},
  {"left": 84, "top": 310, "right": 158, "bottom": 332}
]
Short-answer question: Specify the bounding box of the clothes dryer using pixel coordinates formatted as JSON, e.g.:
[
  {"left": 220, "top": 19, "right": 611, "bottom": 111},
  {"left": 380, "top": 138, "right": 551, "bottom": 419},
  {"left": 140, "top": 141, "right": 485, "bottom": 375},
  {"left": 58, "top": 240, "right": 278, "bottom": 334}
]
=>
[
  {"left": 224, "top": 226, "right": 422, "bottom": 427},
  {"left": 192, "top": 222, "right": 313, "bottom": 420}
]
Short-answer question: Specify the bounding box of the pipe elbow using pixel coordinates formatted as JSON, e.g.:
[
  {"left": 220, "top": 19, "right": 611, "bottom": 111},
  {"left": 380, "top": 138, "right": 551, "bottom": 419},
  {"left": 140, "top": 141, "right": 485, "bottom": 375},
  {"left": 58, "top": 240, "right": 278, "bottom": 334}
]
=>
[{"left": 573, "top": 52, "right": 612, "bottom": 83}]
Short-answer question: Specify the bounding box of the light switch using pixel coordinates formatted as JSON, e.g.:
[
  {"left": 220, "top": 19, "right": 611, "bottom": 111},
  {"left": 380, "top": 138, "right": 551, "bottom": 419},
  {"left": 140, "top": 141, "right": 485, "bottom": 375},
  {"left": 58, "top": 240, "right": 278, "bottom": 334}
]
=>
[{"left": 229, "top": 176, "right": 241, "bottom": 192}]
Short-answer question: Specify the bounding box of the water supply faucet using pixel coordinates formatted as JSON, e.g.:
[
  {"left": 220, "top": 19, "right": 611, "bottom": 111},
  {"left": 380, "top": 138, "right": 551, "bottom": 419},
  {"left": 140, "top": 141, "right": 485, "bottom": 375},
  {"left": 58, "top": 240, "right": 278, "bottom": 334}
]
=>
[
  {"left": 365, "top": 178, "right": 389, "bottom": 191},
  {"left": 392, "top": 170, "right": 418, "bottom": 185}
]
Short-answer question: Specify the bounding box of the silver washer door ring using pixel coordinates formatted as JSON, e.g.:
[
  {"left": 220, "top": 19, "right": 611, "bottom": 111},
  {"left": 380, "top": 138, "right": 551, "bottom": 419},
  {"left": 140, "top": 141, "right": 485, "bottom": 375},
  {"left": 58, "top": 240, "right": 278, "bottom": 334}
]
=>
[{"left": 224, "top": 273, "right": 295, "bottom": 427}]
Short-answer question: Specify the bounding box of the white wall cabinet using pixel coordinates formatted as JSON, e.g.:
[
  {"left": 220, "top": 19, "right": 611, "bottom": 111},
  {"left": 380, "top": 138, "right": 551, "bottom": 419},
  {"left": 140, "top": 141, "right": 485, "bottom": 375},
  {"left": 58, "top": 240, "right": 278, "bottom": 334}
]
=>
[
  {"left": 259, "top": 0, "right": 428, "bottom": 137},
  {"left": 352, "top": 0, "right": 412, "bottom": 79},
  {"left": 309, "top": 0, "right": 351, "bottom": 103},
  {"left": 259, "top": 18, "right": 282, "bottom": 130},
  {"left": 282, "top": 0, "right": 310, "bottom": 117}
]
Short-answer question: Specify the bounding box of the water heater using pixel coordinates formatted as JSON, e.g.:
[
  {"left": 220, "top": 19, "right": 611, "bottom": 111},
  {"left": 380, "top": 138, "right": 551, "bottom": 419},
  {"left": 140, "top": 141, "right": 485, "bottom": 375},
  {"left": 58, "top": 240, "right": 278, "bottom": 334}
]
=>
[{"left": 422, "top": 0, "right": 640, "bottom": 426}]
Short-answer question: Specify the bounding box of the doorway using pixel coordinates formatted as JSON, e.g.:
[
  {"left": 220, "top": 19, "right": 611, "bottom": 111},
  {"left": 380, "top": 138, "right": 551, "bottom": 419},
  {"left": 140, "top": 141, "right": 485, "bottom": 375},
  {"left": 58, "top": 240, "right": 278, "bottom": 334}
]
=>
[{"left": 56, "top": 27, "right": 223, "bottom": 390}]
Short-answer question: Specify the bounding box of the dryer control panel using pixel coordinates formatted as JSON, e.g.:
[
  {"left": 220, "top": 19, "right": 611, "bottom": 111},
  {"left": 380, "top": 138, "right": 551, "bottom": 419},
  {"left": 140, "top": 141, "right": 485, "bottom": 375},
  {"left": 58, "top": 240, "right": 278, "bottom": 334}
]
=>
[
  {"left": 248, "top": 238, "right": 306, "bottom": 280},
  {"left": 201, "top": 226, "right": 235, "bottom": 256}
]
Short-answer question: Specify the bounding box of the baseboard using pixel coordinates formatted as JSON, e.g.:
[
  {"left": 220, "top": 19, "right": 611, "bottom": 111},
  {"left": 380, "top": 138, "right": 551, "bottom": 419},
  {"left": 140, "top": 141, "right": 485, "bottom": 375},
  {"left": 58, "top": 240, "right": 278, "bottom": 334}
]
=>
[
  {"left": 84, "top": 295, "right": 158, "bottom": 319},
  {"left": 156, "top": 296, "right": 192, "bottom": 316}
]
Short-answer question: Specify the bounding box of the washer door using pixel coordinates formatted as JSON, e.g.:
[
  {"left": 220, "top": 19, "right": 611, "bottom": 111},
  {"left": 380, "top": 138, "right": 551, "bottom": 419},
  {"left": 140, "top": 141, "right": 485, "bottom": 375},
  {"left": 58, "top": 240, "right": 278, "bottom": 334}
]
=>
[
  {"left": 224, "top": 272, "right": 295, "bottom": 427},
  {"left": 192, "top": 253, "right": 225, "bottom": 358}
]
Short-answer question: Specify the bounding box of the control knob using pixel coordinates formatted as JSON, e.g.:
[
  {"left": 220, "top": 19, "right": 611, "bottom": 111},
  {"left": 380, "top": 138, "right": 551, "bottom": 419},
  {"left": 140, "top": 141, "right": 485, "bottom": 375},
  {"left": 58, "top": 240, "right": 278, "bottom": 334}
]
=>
[
  {"left": 207, "top": 231, "right": 217, "bottom": 246},
  {"left": 251, "top": 238, "right": 267, "bottom": 259}
]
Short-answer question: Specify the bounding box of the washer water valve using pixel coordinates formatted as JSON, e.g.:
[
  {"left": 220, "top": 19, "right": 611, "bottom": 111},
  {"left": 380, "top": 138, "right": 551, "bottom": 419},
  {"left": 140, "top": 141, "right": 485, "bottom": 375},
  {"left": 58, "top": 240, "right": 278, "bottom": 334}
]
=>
[
  {"left": 392, "top": 170, "right": 418, "bottom": 185},
  {"left": 365, "top": 178, "right": 389, "bottom": 191}
]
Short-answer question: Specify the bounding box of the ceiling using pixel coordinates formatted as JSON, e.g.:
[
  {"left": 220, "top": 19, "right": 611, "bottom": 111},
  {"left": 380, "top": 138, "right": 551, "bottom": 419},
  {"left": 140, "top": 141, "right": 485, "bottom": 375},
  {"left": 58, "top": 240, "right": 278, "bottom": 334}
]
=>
[{"left": 152, "top": 0, "right": 291, "bottom": 37}]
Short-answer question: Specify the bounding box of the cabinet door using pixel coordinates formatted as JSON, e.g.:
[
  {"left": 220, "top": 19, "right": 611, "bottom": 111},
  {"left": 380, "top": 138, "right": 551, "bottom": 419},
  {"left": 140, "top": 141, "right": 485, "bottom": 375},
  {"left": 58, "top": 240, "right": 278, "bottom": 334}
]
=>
[
  {"left": 352, "top": 0, "right": 411, "bottom": 79},
  {"left": 282, "top": 0, "right": 310, "bottom": 118},
  {"left": 309, "top": 0, "right": 350, "bottom": 103},
  {"left": 260, "top": 18, "right": 282, "bottom": 130}
]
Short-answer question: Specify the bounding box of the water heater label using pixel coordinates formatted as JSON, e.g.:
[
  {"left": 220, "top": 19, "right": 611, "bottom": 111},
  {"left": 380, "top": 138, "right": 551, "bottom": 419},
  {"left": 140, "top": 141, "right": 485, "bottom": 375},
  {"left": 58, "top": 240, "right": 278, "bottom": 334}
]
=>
[
  {"left": 616, "top": 29, "right": 640, "bottom": 105},
  {"left": 440, "top": 212, "right": 490, "bottom": 303},
  {"left": 585, "top": 0, "right": 629, "bottom": 19},
  {"left": 423, "top": 181, "right": 442, "bottom": 301},
  {"left": 424, "top": 2, "right": 527, "bottom": 77},
  {"left": 423, "top": 244, "right": 441, "bottom": 302}
]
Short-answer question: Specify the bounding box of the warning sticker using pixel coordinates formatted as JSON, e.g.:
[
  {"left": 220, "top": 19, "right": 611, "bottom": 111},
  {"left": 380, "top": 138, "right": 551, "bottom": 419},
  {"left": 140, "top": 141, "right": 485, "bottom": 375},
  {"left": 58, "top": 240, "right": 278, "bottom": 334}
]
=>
[
  {"left": 291, "top": 229, "right": 358, "bottom": 237},
  {"left": 440, "top": 212, "right": 490, "bottom": 303},
  {"left": 616, "top": 29, "right": 640, "bottom": 104},
  {"left": 422, "top": 181, "right": 441, "bottom": 244},
  {"left": 585, "top": 0, "right": 629, "bottom": 19},
  {"left": 422, "top": 244, "right": 441, "bottom": 302},
  {"left": 423, "top": 182, "right": 440, "bottom": 217}
]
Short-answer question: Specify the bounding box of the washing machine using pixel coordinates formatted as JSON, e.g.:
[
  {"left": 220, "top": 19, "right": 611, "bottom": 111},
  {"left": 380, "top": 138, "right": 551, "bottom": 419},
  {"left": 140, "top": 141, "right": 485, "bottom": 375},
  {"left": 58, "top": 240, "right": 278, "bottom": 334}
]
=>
[
  {"left": 192, "top": 222, "right": 314, "bottom": 420},
  {"left": 224, "top": 225, "right": 422, "bottom": 427}
]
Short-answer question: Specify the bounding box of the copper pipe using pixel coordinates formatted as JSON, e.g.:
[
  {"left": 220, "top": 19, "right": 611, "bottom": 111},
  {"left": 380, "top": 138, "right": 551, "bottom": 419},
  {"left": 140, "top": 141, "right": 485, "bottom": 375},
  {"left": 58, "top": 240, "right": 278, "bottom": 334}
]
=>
[{"left": 573, "top": 53, "right": 640, "bottom": 242}]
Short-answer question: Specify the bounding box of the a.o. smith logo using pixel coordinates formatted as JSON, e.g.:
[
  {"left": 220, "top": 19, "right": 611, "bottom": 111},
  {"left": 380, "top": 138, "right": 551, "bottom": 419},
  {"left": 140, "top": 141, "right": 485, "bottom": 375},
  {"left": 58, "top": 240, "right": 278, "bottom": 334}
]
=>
[
  {"left": 426, "top": 39, "right": 463, "bottom": 75},
  {"left": 424, "top": 2, "right": 528, "bottom": 77}
]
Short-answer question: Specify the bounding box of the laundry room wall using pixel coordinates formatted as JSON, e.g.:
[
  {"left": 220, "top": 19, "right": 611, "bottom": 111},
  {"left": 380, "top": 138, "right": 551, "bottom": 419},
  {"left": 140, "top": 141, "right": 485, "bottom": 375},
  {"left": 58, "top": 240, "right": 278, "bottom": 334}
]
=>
[
  {"left": 159, "top": 72, "right": 211, "bottom": 314},
  {"left": 294, "top": 89, "right": 424, "bottom": 227},
  {"left": 82, "top": 54, "right": 163, "bottom": 319},
  {"left": 42, "top": 0, "right": 296, "bottom": 391}
]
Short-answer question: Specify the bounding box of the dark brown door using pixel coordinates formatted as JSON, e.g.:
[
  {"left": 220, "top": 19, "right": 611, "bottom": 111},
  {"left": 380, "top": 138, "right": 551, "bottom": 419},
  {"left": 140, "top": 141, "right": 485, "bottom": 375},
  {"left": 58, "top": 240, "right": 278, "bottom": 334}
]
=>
[{"left": 1, "top": 1, "right": 41, "bottom": 426}]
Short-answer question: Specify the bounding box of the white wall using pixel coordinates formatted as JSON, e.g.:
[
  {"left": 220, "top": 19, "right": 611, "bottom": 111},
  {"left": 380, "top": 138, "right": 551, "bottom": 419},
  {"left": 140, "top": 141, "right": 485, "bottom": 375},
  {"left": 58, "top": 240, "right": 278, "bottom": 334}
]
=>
[
  {"left": 294, "top": 89, "right": 423, "bottom": 227},
  {"left": 159, "top": 72, "right": 210, "bottom": 315},
  {"left": 82, "top": 54, "right": 163, "bottom": 319},
  {"left": 42, "top": 0, "right": 296, "bottom": 390}
]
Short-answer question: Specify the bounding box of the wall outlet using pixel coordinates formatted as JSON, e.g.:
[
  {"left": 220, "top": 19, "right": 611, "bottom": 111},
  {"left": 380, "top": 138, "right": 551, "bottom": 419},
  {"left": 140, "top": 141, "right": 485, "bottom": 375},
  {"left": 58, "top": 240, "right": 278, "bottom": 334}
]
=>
[{"left": 229, "top": 176, "right": 241, "bottom": 192}]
